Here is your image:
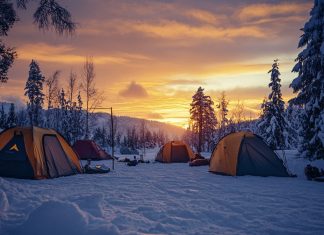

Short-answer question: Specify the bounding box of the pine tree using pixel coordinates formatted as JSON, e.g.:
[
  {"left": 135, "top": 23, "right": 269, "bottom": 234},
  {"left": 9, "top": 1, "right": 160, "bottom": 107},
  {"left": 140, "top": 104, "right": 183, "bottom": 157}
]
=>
[
  {"left": 257, "top": 60, "right": 288, "bottom": 150},
  {"left": 0, "top": 104, "right": 7, "bottom": 129},
  {"left": 289, "top": 0, "right": 324, "bottom": 159},
  {"left": 190, "top": 87, "right": 217, "bottom": 152},
  {"left": 16, "top": 109, "right": 28, "bottom": 127},
  {"left": 58, "top": 88, "right": 71, "bottom": 141},
  {"left": 285, "top": 104, "right": 302, "bottom": 149},
  {"left": 93, "top": 127, "right": 107, "bottom": 148},
  {"left": 24, "top": 60, "right": 45, "bottom": 126},
  {"left": 6, "top": 103, "right": 17, "bottom": 128},
  {"left": 72, "top": 91, "right": 85, "bottom": 142}
]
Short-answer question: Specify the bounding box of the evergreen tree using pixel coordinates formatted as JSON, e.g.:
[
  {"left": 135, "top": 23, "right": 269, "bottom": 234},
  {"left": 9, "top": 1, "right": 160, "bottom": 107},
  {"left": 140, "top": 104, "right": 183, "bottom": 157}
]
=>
[
  {"left": 285, "top": 104, "right": 302, "bottom": 149},
  {"left": 289, "top": 0, "right": 324, "bottom": 159},
  {"left": 16, "top": 108, "right": 28, "bottom": 127},
  {"left": 24, "top": 60, "right": 45, "bottom": 126},
  {"left": 190, "top": 87, "right": 217, "bottom": 152},
  {"left": 6, "top": 103, "right": 17, "bottom": 128},
  {"left": 0, "top": 104, "right": 7, "bottom": 129},
  {"left": 58, "top": 88, "right": 71, "bottom": 141},
  {"left": 93, "top": 127, "right": 107, "bottom": 148},
  {"left": 72, "top": 91, "right": 85, "bottom": 142},
  {"left": 257, "top": 60, "right": 288, "bottom": 149}
]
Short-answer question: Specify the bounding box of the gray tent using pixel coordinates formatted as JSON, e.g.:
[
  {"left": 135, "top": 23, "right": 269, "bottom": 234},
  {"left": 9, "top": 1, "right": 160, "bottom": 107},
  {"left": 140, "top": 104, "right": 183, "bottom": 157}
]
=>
[{"left": 209, "top": 132, "right": 290, "bottom": 177}]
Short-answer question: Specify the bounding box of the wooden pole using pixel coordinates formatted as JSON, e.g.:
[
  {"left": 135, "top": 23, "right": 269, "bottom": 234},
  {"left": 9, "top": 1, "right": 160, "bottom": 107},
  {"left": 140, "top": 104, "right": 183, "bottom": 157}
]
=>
[{"left": 111, "top": 107, "right": 115, "bottom": 170}]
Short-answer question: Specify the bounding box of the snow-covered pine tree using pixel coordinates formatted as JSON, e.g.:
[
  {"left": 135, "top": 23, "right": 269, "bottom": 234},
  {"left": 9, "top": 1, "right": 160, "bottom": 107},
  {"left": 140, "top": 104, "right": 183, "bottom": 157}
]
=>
[
  {"left": 72, "top": 91, "right": 85, "bottom": 142},
  {"left": 285, "top": 104, "right": 302, "bottom": 149},
  {"left": 93, "top": 127, "right": 107, "bottom": 148},
  {"left": 203, "top": 94, "right": 218, "bottom": 151},
  {"left": 24, "top": 60, "right": 45, "bottom": 126},
  {"left": 190, "top": 87, "right": 217, "bottom": 152},
  {"left": 16, "top": 109, "right": 28, "bottom": 127},
  {"left": 257, "top": 60, "right": 288, "bottom": 150},
  {"left": 257, "top": 98, "right": 269, "bottom": 135},
  {"left": 0, "top": 104, "right": 7, "bottom": 129},
  {"left": 6, "top": 103, "right": 17, "bottom": 128},
  {"left": 58, "top": 88, "right": 71, "bottom": 141},
  {"left": 289, "top": 0, "right": 324, "bottom": 160}
]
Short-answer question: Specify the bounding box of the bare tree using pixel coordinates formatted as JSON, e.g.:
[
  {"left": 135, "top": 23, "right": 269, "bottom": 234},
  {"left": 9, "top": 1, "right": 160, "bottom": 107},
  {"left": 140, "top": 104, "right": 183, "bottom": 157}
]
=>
[
  {"left": 67, "top": 70, "right": 77, "bottom": 103},
  {"left": 45, "top": 70, "right": 60, "bottom": 109},
  {"left": 231, "top": 100, "right": 245, "bottom": 124},
  {"left": 81, "top": 56, "right": 103, "bottom": 138}
]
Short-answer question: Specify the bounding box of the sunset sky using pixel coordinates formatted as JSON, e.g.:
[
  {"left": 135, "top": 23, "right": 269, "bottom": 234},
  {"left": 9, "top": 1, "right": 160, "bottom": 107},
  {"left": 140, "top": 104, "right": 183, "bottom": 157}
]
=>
[{"left": 0, "top": 0, "right": 312, "bottom": 128}]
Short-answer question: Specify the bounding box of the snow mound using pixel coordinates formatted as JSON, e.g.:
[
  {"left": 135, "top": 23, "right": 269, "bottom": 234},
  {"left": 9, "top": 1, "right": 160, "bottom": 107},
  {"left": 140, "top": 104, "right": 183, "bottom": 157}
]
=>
[{"left": 15, "top": 200, "right": 89, "bottom": 235}]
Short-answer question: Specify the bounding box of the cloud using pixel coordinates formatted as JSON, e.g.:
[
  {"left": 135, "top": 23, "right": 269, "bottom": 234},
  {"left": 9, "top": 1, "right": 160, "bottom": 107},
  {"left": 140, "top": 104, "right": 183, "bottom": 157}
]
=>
[
  {"left": 117, "top": 20, "right": 267, "bottom": 39},
  {"left": 145, "top": 112, "right": 164, "bottom": 120},
  {"left": 18, "top": 43, "right": 150, "bottom": 65},
  {"left": 119, "top": 81, "right": 148, "bottom": 98},
  {"left": 185, "top": 9, "right": 221, "bottom": 24},
  {"left": 168, "top": 79, "right": 206, "bottom": 85},
  {"left": 238, "top": 2, "right": 311, "bottom": 22}
]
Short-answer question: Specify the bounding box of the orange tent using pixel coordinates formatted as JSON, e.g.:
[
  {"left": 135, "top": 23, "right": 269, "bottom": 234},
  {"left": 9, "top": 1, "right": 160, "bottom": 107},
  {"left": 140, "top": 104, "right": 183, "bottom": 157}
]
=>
[
  {"left": 209, "top": 132, "right": 290, "bottom": 177},
  {"left": 155, "top": 141, "right": 196, "bottom": 163},
  {"left": 0, "top": 127, "right": 82, "bottom": 179}
]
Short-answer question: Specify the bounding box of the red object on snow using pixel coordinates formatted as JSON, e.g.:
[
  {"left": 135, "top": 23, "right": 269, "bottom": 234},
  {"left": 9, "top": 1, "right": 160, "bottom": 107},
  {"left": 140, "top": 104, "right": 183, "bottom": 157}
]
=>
[
  {"left": 189, "top": 158, "right": 210, "bottom": 167},
  {"left": 73, "top": 140, "right": 113, "bottom": 160}
]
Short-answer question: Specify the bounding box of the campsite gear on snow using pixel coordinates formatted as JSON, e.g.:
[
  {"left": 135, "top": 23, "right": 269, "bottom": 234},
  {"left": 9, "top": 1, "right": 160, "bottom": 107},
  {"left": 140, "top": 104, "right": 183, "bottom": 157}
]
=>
[
  {"left": 194, "top": 153, "right": 205, "bottom": 160},
  {"left": 304, "top": 164, "right": 323, "bottom": 181},
  {"left": 84, "top": 159, "right": 92, "bottom": 171},
  {"left": 127, "top": 160, "right": 138, "bottom": 166},
  {"left": 0, "top": 127, "right": 82, "bottom": 179},
  {"left": 209, "top": 132, "right": 290, "bottom": 177},
  {"left": 155, "top": 141, "right": 196, "bottom": 163},
  {"left": 118, "top": 157, "right": 131, "bottom": 162},
  {"left": 313, "top": 176, "right": 324, "bottom": 182},
  {"left": 84, "top": 164, "right": 110, "bottom": 174},
  {"left": 73, "top": 140, "right": 113, "bottom": 160},
  {"left": 189, "top": 158, "right": 210, "bottom": 167},
  {"left": 126, "top": 156, "right": 138, "bottom": 166},
  {"left": 138, "top": 159, "right": 150, "bottom": 163}
]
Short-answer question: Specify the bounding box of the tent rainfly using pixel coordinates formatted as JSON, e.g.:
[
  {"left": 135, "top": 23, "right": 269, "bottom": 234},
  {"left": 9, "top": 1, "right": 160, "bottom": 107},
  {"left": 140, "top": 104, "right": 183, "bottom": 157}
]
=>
[
  {"left": 73, "top": 140, "right": 113, "bottom": 160},
  {"left": 0, "top": 127, "right": 82, "bottom": 179},
  {"left": 209, "top": 132, "right": 290, "bottom": 177}
]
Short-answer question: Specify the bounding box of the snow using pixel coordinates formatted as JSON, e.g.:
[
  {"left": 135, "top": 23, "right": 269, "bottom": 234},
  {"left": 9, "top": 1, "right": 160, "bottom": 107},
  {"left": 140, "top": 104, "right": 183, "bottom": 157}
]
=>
[{"left": 1, "top": 149, "right": 324, "bottom": 235}]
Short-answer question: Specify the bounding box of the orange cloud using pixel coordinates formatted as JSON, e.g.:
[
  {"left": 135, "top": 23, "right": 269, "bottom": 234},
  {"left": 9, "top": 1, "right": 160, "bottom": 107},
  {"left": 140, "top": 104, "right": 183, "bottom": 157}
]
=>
[
  {"left": 18, "top": 43, "right": 150, "bottom": 65},
  {"left": 238, "top": 2, "right": 311, "bottom": 22},
  {"left": 145, "top": 112, "right": 164, "bottom": 120},
  {"left": 119, "top": 20, "right": 267, "bottom": 39},
  {"left": 185, "top": 9, "right": 221, "bottom": 24}
]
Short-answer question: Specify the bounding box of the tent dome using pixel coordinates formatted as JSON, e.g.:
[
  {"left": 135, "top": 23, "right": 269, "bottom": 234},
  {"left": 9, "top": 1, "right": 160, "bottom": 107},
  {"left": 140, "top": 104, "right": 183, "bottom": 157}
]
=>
[
  {"left": 0, "top": 127, "right": 82, "bottom": 179},
  {"left": 209, "top": 132, "right": 289, "bottom": 177},
  {"left": 155, "top": 141, "right": 196, "bottom": 163}
]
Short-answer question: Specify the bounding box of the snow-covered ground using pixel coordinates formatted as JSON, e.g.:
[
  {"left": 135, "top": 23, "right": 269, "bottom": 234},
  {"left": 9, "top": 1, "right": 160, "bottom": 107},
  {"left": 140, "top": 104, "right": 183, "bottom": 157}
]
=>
[{"left": 1, "top": 150, "right": 324, "bottom": 235}]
